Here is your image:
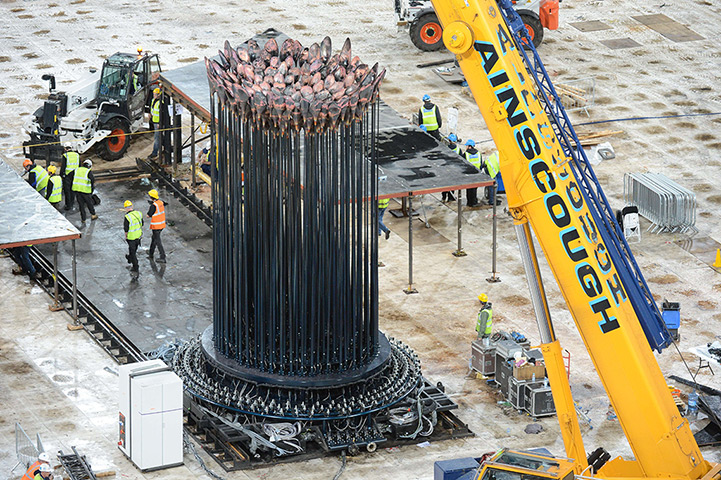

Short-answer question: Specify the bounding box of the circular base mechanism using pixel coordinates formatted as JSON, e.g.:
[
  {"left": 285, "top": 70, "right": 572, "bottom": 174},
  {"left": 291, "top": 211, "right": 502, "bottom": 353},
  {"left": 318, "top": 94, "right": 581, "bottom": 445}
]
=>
[
  {"left": 200, "top": 327, "right": 393, "bottom": 389},
  {"left": 173, "top": 328, "right": 423, "bottom": 422}
]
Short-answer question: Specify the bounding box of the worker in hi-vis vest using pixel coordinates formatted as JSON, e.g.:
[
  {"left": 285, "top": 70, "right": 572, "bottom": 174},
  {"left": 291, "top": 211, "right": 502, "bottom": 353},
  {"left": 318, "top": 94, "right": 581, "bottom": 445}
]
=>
[
  {"left": 146, "top": 189, "right": 168, "bottom": 263},
  {"left": 483, "top": 151, "right": 504, "bottom": 206},
  {"left": 123, "top": 200, "right": 143, "bottom": 273},
  {"left": 418, "top": 94, "right": 442, "bottom": 141},
  {"left": 476, "top": 293, "right": 493, "bottom": 339},
  {"left": 149, "top": 88, "right": 162, "bottom": 159},
  {"left": 45, "top": 165, "right": 63, "bottom": 209}
]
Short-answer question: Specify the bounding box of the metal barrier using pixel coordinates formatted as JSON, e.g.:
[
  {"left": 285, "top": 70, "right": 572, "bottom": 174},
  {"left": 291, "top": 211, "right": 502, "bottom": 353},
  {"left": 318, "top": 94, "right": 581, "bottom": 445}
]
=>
[
  {"left": 11, "top": 423, "right": 43, "bottom": 473},
  {"left": 623, "top": 173, "right": 697, "bottom": 234},
  {"left": 556, "top": 78, "right": 595, "bottom": 117}
]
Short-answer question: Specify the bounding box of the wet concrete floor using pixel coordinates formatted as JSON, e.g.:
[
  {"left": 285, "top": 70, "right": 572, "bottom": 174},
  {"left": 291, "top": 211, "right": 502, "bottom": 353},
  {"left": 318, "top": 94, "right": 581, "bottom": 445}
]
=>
[{"left": 37, "top": 177, "right": 213, "bottom": 352}]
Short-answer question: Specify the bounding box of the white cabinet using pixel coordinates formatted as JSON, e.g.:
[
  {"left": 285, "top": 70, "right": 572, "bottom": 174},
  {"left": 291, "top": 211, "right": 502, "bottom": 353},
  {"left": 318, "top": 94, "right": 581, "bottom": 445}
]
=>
[{"left": 118, "top": 359, "right": 183, "bottom": 471}]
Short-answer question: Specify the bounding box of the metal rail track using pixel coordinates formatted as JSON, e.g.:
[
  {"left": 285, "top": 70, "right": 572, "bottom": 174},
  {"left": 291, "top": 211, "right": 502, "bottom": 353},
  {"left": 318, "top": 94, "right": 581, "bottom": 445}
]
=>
[
  {"left": 136, "top": 158, "right": 213, "bottom": 226},
  {"left": 94, "top": 165, "right": 146, "bottom": 182},
  {"left": 27, "top": 247, "right": 146, "bottom": 364}
]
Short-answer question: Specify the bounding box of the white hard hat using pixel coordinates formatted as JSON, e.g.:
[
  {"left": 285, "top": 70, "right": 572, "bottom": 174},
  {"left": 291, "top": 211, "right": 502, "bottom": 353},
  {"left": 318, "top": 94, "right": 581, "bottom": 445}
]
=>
[
  {"left": 39, "top": 463, "right": 53, "bottom": 472},
  {"left": 63, "top": 142, "right": 72, "bottom": 149},
  {"left": 39, "top": 452, "right": 51, "bottom": 463},
  {"left": 83, "top": 159, "right": 92, "bottom": 168},
  {"left": 205, "top": 141, "right": 211, "bottom": 150}
]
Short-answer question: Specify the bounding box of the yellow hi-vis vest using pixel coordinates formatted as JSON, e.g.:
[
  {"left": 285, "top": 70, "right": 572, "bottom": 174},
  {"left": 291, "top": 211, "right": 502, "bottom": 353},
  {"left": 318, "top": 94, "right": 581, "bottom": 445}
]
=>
[
  {"left": 48, "top": 176, "right": 62, "bottom": 203},
  {"left": 125, "top": 210, "right": 143, "bottom": 240},
  {"left": 63, "top": 151, "right": 80, "bottom": 173},
  {"left": 151, "top": 98, "right": 160, "bottom": 123},
  {"left": 30, "top": 165, "right": 49, "bottom": 192},
  {"left": 451, "top": 144, "right": 461, "bottom": 155},
  {"left": 421, "top": 106, "right": 439, "bottom": 131},
  {"left": 378, "top": 198, "right": 390, "bottom": 209},
  {"left": 72, "top": 167, "right": 91, "bottom": 193},
  {"left": 476, "top": 306, "right": 493, "bottom": 335},
  {"left": 485, "top": 152, "right": 500, "bottom": 179},
  {"left": 465, "top": 151, "right": 481, "bottom": 170}
]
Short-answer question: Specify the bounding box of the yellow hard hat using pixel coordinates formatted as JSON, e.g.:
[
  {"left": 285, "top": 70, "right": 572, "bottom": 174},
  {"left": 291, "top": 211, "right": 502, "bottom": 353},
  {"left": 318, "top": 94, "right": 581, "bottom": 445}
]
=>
[
  {"left": 478, "top": 293, "right": 488, "bottom": 303},
  {"left": 153, "top": 87, "right": 161, "bottom": 94},
  {"left": 148, "top": 189, "right": 159, "bottom": 199},
  {"left": 124, "top": 200, "right": 133, "bottom": 208},
  {"left": 47, "top": 165, "right": 57, "bottom": 174}
]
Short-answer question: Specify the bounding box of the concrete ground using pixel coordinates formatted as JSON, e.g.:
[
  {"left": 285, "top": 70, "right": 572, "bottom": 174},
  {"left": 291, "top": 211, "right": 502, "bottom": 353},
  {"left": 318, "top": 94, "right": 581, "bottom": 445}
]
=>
[{"left": 1, "top": 0, "right": 721, "bottom": 478}]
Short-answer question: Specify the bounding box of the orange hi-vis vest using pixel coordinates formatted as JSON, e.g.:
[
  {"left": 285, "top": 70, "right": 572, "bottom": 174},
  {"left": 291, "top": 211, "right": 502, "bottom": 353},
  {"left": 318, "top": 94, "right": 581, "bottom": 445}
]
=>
[
  {"left": 21, "top": 461, "right": 41, "bottom": 480},
  {"left": 150, "top": 199, "right": 166, "bottom": 230}
]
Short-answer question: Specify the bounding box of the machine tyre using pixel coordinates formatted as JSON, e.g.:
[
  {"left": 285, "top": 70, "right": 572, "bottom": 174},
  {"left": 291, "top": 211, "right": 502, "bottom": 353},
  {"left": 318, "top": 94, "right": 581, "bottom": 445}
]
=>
[
  {"left": 410, "top": 13, "right": 444, "bottom": 52},
  {"left": 518, "top": 12, "right": 544, "bottom": 49},
  {"left": 97, "top": 117, "right": 130, "bottom": 161}
]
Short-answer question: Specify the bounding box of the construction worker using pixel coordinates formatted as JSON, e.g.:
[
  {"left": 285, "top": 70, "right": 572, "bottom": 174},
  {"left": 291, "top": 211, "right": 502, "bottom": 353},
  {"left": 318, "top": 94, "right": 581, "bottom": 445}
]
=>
[
  {"left": 442, "top": 133, "right": 461, "bottom": 203},
  {"left": 417, "top": 94, "right": 442, "bottom": 141},
  {"left": 60, "top": 142, "right": 79, "bottom": 210},
  {"left": 21, "top": 451, "right": 50, "bottom": 480},
  {"left": 10, "top": 245, "right": 36, "bottom": 280},
  {"left": 124, "top": 200, "right": 143, "bottom": 273},
  {"left": 197, "top": 143, "right": 211, "bottom": 175},
  {"left": 45, "top": 165, "right": 63, "bottom": 209},
  {"left": 148, "top": 88, "right": 162, "bottom": 160},
  {"left": 378, "top": 197, "right": 391, "bottom": 240},
  {"left": 464, "top": 139, "right": 482, "bottom": 207},
  {"left": 146, "top": 189, "right": 167, "bottom": 262},
  {"left": 476, "top": 293, "right": 493, "bottom": 339},
  {"left": 34, "top": 463, "right": 53, "bottom": 480},
  {"left": 72, "top": 159, "right": 97, "bottom": 223},
  {"left": 23, "top": 159, "right": 49, "bottom": 196},
  {"left": 483, "top": 151, "right": 503, "bottom": 206}
]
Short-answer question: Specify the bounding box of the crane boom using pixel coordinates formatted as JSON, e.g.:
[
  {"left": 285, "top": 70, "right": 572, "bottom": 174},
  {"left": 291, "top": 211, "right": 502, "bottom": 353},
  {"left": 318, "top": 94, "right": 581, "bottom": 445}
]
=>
[{"left": 427, "top": 1, "right": 717, "bottom": 479}]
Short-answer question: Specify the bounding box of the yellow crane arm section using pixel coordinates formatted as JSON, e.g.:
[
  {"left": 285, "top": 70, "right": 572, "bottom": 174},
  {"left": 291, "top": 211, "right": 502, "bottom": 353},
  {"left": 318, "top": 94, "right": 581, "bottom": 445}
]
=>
[{"left": 428, "top": 1, "right": 715, "bottom": 479}]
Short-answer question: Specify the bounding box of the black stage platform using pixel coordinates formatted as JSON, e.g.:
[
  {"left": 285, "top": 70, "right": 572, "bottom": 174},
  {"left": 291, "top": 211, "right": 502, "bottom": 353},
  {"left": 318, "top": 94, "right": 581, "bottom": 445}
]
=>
[{"left": 37, "top": 179, "right": 213, "bottom": 352}]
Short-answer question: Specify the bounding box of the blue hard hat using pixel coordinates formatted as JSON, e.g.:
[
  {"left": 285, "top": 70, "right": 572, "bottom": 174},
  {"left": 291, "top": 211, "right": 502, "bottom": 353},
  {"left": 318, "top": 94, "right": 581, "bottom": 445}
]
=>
[
  {"left": 465, "top": 139, "right": 475, "bottom": 147},
  {"left": 422, "top": 94, "right": 430, "bottom": 102},
  {"left": 448, "top": 133, "right": 457, "bottom": 142}
]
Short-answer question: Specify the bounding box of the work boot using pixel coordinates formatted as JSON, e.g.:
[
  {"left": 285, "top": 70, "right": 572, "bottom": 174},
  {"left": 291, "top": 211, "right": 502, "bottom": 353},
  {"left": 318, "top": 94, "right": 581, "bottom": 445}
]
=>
[
  {"left": 385, "top": 230, "right": 391, "bottom": 240},
  {"left": 91, "top": 214, "right": 98, "bottom": 220},
  {"left": 126, "top": 254, "right": 131, "bottom": 264},
  {"left": 157, "top": 257, "right": 166, "bottom": 263}
]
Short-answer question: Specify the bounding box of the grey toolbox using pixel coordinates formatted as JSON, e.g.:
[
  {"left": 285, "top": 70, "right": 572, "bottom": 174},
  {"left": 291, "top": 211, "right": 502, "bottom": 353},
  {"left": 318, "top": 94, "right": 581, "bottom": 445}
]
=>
[{"left": 471, "top": 339, "right": 496, "bottom": 376}]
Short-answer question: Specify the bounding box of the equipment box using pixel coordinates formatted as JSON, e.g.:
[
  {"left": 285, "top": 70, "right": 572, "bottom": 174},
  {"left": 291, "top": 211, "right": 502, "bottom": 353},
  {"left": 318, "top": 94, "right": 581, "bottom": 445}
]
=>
[
  {"left": 471, "top": 340, "right": 496, "bottom": 376},
  {"left": 434, "top": 457, "right": 480, "bottom": 480},
  {"left": 508, "top": 376, "right": 528, "bottom": 410},
  {"left": 495, "top": 339, "right": 523, "bottom": 361},
  {"left": 496, "top": 354, "right": 514, "bottom": 397},
  {"left": 523, "top": 381, "right": 555, "bottom": 417},
  {"left": 513, "top": 363, "right": 546, "bottom": 381}
]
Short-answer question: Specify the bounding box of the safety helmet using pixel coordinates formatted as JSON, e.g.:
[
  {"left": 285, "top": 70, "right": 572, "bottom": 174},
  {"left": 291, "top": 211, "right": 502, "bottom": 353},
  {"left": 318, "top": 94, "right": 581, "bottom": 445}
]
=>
[
  {"left": 124, "top": 200, "right": 133, "bottom": 208},
  {"left": 38, "top": 452, "right": 51, "bottom": 463},
  {"left": 23, "top": 159, "right": 33, "bottom": 168},
  {"left": 448, "top": 133, "right": 457, "bottom": 142},
  {"left": 153, "top": 87, "right": 161, "bottom": 94},
  {"left": 64, "top": 142, "right": 72, "bottom": 149},
  {"left": 148, "top": 189, "right": 159, "bottom": 199},
  {"left": 39, "top": 463, "right": 52, "bottom": 473},
  {"left": 422, "top": 94, "right": 430, "bottom": 102},
  {"left": 47, "top": 165, "right": 57, "bottom": 174},
  {"left": 465, "top": 139, "right": 475, "bottom": 147},
  {"left": 478, "top": 293, "right": 488, "bottom": 303},
  {"left": 83, "top": 159, "right": 92, "bottom": 168}
]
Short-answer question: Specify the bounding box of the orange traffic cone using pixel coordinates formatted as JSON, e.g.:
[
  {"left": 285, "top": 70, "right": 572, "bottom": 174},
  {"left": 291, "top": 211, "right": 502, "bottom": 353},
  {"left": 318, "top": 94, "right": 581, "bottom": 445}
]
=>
[{"left": 714, "top": 248, "right": 721, "bottom": 268}]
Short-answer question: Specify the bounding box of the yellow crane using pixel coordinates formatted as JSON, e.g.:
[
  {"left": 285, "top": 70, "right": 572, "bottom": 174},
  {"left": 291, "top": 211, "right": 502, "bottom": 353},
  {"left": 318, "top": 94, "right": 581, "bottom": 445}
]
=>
[{"left": 427, "top": 1, "right": 721, "bottom": 479}]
